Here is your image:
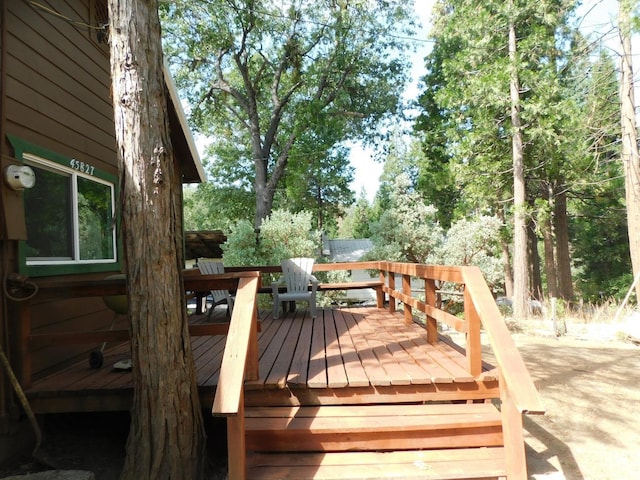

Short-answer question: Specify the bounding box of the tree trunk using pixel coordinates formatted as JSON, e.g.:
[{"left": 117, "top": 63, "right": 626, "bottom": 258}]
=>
[
  {"left": 542, "top": 184, "right": 558, "bottom": 299},
  {"left": 619, "top": 0, "right": 640, "bottom": 301},
  {"left": 107, "top": 1, "right": 206, "bottom": 479},
  {"left": 254, "top": 154, "right": 272, "bottom": 230},
  {"left": 554, "top": 186, "right": 574, "bottom": 301},
  {"left": 527, "top": 215, "right": 543, "bottom": 301},
  {"left": 497, "top": 209, "right": 514, "bottom": 298},
  {"left": 509, "top": 10, "right": 529, "bottom": 319}
]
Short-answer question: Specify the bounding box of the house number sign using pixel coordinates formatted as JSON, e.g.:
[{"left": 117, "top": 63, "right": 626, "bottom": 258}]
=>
[{"left": 69, "top": 158, "right": 96, "bottom": 176}]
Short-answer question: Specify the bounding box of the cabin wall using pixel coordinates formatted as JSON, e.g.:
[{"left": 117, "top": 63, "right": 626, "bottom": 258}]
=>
[
  {"left": 0, "top": 0, "right": 121, "bottom": 422},
  {"left": 3, "top": 1, "right": 115, "bottom": 172}
]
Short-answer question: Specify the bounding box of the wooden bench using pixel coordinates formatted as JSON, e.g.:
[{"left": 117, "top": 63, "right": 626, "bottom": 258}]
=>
[
  {"left": 317, "top": 281, "right": 383, "bottom": 292},
  {"left": 261, "top": 281, "right": 385, "bottom": 310}
]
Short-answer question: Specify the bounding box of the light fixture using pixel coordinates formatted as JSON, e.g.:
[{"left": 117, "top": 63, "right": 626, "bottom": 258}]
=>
[{"left": 5, "top": 165, "right": 36, "bottom": 190}]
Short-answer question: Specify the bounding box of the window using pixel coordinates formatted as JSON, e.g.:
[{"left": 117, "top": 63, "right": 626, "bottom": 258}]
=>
[{"left": 9, "top": 136, "right": 119, "bottom": 276}]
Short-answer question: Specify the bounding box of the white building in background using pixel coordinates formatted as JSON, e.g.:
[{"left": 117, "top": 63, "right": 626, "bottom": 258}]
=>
[{"left": 323, "top": 238, "right": 378, "bottom": 303}]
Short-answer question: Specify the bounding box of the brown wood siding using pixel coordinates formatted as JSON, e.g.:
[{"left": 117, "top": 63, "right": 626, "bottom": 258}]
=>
[
  {"left": 3, "top": 1, "right": 120, "bottom": 380},
  {"left": 29, "top": 295, "right": 127, "bottom": 378},
  {"left": 4, "top": 1, "right": 116, "bottom": 174}
]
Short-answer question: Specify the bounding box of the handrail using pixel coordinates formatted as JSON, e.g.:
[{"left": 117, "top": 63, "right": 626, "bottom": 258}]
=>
[
  {"left": 211, "top": 274, "right": 260, "bottom": 480},
  {"left": 212, "top": 275, "right": 260, "bottom": 415},
  {"left": 20, "top": 271, "right": 259, "bottom": 389},
  {"left": 377, "top": 261, "right": 544, "bottom": 415},
  {"left": 33, "top": 270, "right": 258, "bottom": 299},
  {"left": 461, "top": 267, "right": 544, "bottom": 414}
]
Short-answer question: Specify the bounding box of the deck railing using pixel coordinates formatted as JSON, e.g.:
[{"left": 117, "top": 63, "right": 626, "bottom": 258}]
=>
[
  {"left": 227, "top": 260, "right": 543, "bottom": 414},
  {"left": 211, "top": 274, "right": 260, "bottom": 480},
  {"left": 218, "top": 261, "right": 543, "bottom": 478},
  {"left": 376, "top": 261, "right": 544, "bottom": 479},
  {"left": 375, "top": 261, "right": 544, "bottom": 414}
]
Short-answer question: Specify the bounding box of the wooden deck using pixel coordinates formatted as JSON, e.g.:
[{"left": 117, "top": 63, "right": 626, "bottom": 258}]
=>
[
  {"left": 22, "top": 263, "right": 543, "bottom": 478},
  {"left": 24, "top": 305, "right": 498, "bottom": 414}
]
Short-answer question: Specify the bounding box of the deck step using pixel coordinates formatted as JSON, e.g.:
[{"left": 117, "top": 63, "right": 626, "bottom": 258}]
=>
[
  {"left": 245, "top": 403, "right": 504, "bottom": 453},
  {"left": 247, "top": 447, "right": 507, "bottom": 479}
]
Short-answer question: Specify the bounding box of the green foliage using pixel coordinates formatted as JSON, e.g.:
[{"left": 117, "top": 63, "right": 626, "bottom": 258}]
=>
[
  {"left": 365, "top": 173, "right": 444, "bottom": 264},
  {"left": 317, "top": 269, "right": 352, "bottom": 307},
  {"left": 279, "top": 144, "right": 355, "bottom": 233},
  {"left": 183, "top": 182, "right": 254, "bottom": 231},
  {"left": 160, "top": 0, "right": 415, "bottom": 227},
  {"left": 222, "top": 209, "right": 319, "bottom": 267},
  {"left": 258, "top": 210, "right": 319, "bottom": 264},
  {"left": 435, "top": 215, "right": 504, "bottom": 289},
  {"left": 571, "top": 178, "right": 631, "bottom": 301},
  {"left": 366, "top": 173, "right": 504, "bottom": 289},
  {"left": 413, "top": 0, "right": 635, "bottom": 303},
  {"left": 338, "top": 191, "right": 373, "bottom": 239},
  {"left": 218, "top": 220, "right": 262, "bottom": 267}
]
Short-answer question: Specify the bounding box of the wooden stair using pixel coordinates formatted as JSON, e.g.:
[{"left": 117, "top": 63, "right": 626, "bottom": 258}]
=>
[{"left": 244, "top": 403, "right": 508, "bottom": 479}]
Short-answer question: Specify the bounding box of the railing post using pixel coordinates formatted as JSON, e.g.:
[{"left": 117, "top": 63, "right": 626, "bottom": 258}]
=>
[
  {"left": 227, "top": 390, "right": 247, "bottom": 480},
  {"left": 402, "top": 274, "right": 412, "bottom": 325},
  {"left": 245, "top": 304, "right": 259, "bottom": 381},
  {"left": 464, "top": 287, "right": 482, "bottom": 377},
  {"left": 388, "top": 271, "right": 396, "bottom": 314},
  {"left": 424, "top": 278, "right": 438, "bottom": 344},
  {"left": 376, "top": 269, "right": 385, "bottom": 309},
  {"left": 500, "top": 370, "right": 528, "bottom": 480}
]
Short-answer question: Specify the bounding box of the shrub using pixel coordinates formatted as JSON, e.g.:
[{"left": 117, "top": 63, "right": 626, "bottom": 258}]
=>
[{"left": 222, "top": 209, "right": 320, "bottom": 267}]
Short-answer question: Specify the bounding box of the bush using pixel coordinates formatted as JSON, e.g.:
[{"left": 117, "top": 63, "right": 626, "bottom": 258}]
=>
[{"left": 222, "top": 209, "right": 320, "bottom": 267}]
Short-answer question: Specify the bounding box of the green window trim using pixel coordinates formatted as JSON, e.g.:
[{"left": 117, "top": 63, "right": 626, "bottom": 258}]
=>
[{"left": 8, "top": 135, "right": 122, "bottom": 277}]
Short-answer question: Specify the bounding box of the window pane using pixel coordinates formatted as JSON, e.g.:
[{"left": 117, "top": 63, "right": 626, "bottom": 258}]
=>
[
  {"left": 24, "top": 166, "right": 73, "bottom": 259},
  {"left": 77, "top": 177, "right": 114, "bottom": 260}
]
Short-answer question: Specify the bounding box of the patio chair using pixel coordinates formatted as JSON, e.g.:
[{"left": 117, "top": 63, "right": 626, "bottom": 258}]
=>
[
  {"left": 197, "top": 260, "right": 234, "bottom": 319},
  {"left": 272, "top": 257, "right": 318, "bottom": 319}
]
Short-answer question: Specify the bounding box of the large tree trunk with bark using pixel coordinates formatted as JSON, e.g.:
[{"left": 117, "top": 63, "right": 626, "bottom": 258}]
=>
[
  {"left": 619, "top": 0, "right": 640, "bottom": 301},
  {"left": 554, "top": 186, "right": 574, "bottom": 302},
  {"left": 509, "top": 11, "right": 529, "bottom": 319},
  {"left": 107, "top": 1, "right": 206, "bottom": 478}
]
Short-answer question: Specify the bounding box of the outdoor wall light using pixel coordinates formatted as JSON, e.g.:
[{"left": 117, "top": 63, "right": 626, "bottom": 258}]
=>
[{"left": 5, "top": 165, "right": 36, "bottom": 190}]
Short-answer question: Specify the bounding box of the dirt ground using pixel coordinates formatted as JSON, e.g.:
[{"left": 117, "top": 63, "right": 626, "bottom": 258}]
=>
[
  {"left": 505, "top": 324, "right": 640, "bottom": 480},
  {"left": 1, "top": 318, "right": 638, "bottom": 480}
]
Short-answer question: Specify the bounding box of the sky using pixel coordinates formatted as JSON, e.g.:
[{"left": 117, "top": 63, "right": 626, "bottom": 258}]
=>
[
  {"left": 348, "top": 1, "right": 435, "bottom": 202},
  {"left": 348, "top": 0, "right": 632, "bottom": 203}
]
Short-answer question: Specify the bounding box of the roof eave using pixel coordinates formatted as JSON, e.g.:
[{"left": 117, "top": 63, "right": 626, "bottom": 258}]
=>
[{"left": 163, "top": 61, "right": 206, "bottom": 184}]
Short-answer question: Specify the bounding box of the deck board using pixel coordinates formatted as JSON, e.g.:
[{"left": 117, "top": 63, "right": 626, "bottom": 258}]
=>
[
  {"left": 266, "top": 316, "right": 304, "bottom": 388},
  {"left": 24, "top": 306, "right": 498, "bottom": 413},
  {"left": 286, "top": 315, "right": 314, "bottom": 387},
  {"left": 332, "top": 309, "right": 370, "bottom": 387},
  {"left": 341, "top": 310, "right": 392, "bottom": 387},
  {"left": 308, "top": 316, "right": 328, "bottom": 388},
  {"left": 323, "top": 313, "right": 349, "bottom": 388}
]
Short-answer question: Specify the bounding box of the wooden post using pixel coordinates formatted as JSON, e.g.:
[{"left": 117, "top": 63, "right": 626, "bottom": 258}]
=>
[
  {"left": 425, "top": 278, "right": 438, "bottom": 344},
  {"left": 500, "top": 370, "right": 528, "bottom": 480},
  {"left": 388, "top": 272, "right": 396, "bottom": 314},
  {"left": 464, "top": 288, "right": 482, "bottom": 376},
  {"left": 376, "top": 270, "right": 385, "bottom": 308},
  {"left": 227, "top": 390, "right": 247, "bottom": 480},
  {"left": 402, "top": 274, "right": 412, "bottom": 325},
  {"left": 245, "top": 303, "right": 259, "bottom": 381}
]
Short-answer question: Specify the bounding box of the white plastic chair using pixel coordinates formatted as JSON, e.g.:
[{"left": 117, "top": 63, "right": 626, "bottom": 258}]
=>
[
  {"left": 272, "top": 258, "right": 318, "bottom": 319},
  {"left": 197, "top": 260, "right": 234, "bottom": 319}
]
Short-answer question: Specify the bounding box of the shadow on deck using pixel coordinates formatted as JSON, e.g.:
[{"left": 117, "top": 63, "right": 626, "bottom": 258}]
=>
[{"left": 24, "top": 305, "right": 498, "bottom": 414}]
